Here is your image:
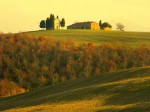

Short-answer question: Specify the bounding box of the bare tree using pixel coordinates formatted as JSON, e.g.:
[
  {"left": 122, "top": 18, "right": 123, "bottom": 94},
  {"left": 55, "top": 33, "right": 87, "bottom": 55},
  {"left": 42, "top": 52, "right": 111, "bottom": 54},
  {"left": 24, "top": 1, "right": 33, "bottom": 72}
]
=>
[{"left": 116, "top": 23, "right": 125, "bottom": 31}]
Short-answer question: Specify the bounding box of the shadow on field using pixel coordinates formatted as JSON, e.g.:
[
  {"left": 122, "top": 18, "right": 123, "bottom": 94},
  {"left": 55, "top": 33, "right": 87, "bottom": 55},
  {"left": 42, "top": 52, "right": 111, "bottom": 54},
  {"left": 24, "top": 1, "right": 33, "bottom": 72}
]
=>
[
  {"left": 96, "top": 107, "right": 150, "bottom": 112},
  {"left": 95, "top": 86, "right": 150, "bottom": 112},
  {"left": 0, "top": 67, "right": 150, "bottom": 111}
]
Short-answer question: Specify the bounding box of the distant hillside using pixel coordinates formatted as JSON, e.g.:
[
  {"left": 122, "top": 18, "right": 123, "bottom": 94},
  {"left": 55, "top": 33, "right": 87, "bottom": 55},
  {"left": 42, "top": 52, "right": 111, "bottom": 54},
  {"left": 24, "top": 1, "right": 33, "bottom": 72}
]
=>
[
  {"left": 28, "top": 30, "right": 150, "bottom": 47},
  {"left": 0, "top": 67, "right": 150, "bottom": 112}
]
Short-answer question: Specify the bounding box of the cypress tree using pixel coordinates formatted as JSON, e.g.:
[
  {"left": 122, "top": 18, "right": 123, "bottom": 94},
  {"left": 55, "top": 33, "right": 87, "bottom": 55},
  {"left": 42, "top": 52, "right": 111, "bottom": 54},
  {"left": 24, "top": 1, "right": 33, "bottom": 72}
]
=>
[
  {"left": 60, "top": 18, "right": 65, "bottom": 29},
  {"left": 46, "top": 18, "right": 50, "bottom": 30},
  {"left": 49, "top": 14, "right": 53, "bottom": 29},
  {"left": 57, "top": 15, "right": 59, "bottom": 19},
  {"left": 52, "top": 15, "right": 55, "bottom": 29},
  {"left": 99, "top": 20, "right": 102, "bottom": 29}
]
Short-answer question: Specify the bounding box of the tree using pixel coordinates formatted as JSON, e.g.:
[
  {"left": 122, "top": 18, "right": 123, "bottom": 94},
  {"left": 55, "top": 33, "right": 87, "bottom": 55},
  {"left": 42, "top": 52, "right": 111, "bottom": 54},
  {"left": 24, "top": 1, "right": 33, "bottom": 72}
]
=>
[
  {"left": 57, "top": 15, "right": 59, "bottom": 19},
  {"left": 46, "top": 14, "right": 55, "bottom": 30},
  {"left": 116, "top": 23, "right": 125, "bottom": 31},
  {"left": 47, "top": 14, "right": 55, "bottom": 30},
  {"left": 49, "top": 14, "right": 53, "bottom": 29},
  {"left": 60, "top": 18, "right": 65, "bottom": 29},
  {"left": 51, "top": 15, "right": 55, "bottom": 29},
  {"left": 101, "top": 22, "right": 112, "bottom": 30},
  {"left": 46, "top": 18, "right": 51, "bottom": 30},
  {"left": 39, "top": 20, "right": 46, "bottom": 30},
  {"left": 99, "top": 20, "right": 102, "bottom": 29}
]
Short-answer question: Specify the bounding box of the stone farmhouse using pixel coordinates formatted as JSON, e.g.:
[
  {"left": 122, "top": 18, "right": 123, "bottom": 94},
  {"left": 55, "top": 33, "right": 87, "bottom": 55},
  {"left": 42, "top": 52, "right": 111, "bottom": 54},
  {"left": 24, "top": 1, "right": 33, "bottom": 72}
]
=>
[{"left": 67, "top": 22, "right": 100, "bottom": 30}]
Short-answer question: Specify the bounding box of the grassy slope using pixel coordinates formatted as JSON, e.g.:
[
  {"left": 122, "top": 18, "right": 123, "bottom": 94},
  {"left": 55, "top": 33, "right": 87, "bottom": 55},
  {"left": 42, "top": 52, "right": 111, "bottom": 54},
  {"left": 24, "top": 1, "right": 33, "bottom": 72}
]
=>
[
  {"left": 28, "top": 30, "right": 150, "bottom": 47},
  {"left": 0, "top": 67, "right": 150, "bottom": 112}
]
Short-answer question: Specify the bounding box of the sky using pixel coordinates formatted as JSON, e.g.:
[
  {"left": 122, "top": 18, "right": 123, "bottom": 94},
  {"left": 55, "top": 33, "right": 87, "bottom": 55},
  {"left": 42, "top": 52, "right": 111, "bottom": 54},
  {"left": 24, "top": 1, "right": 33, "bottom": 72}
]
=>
[{"left": 0, "top": 0, "right": 150, "bottom": 33}]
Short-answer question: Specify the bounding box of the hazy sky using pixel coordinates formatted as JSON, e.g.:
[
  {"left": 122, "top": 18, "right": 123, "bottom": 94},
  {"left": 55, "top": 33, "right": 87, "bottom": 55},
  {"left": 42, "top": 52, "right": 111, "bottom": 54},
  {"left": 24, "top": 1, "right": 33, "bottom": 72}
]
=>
[{"left": 0, "top": 0, "right": 150, "bottom": 33}]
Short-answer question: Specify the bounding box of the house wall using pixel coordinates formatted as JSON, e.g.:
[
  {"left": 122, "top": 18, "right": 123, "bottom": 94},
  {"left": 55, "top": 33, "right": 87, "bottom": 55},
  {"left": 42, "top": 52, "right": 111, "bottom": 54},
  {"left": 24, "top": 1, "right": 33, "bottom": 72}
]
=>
[
  {"left": 84, "top": 23, "right": 91, "bottom": 29},
  {"left": 67, "top": 22, "right": 99, "bottom": 30},
  {"left": 54, "top": 19, "right": 60, "bottom": 30},
  {"left": 90, "top": 23, "right": 100, "bottom": 30}
]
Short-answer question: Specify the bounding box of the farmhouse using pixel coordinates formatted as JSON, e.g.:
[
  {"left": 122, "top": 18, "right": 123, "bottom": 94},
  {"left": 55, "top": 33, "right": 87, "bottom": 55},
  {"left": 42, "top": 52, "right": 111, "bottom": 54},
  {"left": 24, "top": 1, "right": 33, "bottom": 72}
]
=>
[
  {"left": 46, "top": 18, "right": 60, "bottom": 30},
  {"left": 54, "top": 19, "right": 60, "bottom": 30},
  {"left": 67, "top": 22, "right": 100, "bottom": 30}
]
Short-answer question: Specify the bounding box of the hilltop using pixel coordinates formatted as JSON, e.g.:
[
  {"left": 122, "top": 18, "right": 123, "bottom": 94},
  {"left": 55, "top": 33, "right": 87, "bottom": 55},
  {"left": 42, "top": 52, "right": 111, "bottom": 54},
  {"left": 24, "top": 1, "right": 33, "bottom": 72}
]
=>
[
  {"left": 0, "top": 67, "right": 150, "bottom": 112},
  {"left": 28, "top": 30, "right": 150, "bottom": 47}
]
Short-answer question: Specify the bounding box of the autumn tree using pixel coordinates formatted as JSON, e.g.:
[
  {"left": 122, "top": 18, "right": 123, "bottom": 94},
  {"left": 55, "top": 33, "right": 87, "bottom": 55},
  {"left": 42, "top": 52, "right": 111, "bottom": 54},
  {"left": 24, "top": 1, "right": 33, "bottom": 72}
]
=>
[{"left": 0, "top": 33, "right": 150, "bottom": 96}]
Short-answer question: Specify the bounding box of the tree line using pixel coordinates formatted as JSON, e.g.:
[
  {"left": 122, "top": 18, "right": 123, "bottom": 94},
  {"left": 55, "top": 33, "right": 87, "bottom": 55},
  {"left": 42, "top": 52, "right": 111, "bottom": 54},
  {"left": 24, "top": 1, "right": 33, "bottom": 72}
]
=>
[
  {"left": 39, "top": 14, "right": 65, "bottom": 30},
  {"left": 0, "top": 33, "right": 150, "bottom": 96}
]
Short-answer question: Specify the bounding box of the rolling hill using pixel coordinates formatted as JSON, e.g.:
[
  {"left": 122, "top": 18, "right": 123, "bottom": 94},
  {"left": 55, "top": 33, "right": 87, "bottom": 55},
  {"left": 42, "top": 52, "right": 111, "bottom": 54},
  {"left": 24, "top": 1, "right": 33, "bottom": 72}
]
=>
[
  {"left": 0, "top": 66, "right": 150, "bottom": 112},
  {"left": 28, "top": 30, "right": 150, "bottom": 47}
]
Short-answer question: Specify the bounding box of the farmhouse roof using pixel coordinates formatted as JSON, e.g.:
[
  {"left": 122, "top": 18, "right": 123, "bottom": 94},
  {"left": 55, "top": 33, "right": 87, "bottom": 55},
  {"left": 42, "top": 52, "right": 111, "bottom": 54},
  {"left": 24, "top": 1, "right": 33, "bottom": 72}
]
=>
[{"left": 67, "top": 21, "right": 95, "bottom": 27}]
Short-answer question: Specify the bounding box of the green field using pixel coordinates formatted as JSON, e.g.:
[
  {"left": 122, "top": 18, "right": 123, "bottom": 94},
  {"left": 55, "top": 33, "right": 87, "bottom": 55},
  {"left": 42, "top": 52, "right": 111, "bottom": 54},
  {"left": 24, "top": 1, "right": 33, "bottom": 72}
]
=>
[
  {"left": 1, "top": 30, "right": 150, "bottom": 112},
  {"left": 28, "top": 30, "right": 150, "bottom": 47},
  {"left": 0, "top": 67, "right": 150, "bottom": 112}
]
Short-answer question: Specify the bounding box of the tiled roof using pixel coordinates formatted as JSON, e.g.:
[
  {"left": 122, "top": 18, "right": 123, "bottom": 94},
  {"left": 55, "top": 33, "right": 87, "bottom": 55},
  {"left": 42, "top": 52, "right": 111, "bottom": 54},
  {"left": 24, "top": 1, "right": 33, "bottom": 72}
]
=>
[{"left": 68, "top": 22, "right": 95, "bottom": 27}]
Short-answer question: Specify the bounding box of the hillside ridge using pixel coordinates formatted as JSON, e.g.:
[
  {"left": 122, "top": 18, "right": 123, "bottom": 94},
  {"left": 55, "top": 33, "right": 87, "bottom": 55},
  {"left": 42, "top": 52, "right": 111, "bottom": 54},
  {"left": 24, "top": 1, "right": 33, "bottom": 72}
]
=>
[{"left": 0, "top": 66, "right": 150, "bottom": 112}]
